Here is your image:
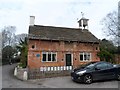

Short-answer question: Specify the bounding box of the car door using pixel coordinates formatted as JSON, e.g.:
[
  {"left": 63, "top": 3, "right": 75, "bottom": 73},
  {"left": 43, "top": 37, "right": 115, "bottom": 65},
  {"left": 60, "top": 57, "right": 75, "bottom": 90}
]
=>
[
  {"left": 105, "top": 62, "right": 116, "bottom": 79},
  {"left": 93, "top": 62, "right": 115, "bottom": 81}
]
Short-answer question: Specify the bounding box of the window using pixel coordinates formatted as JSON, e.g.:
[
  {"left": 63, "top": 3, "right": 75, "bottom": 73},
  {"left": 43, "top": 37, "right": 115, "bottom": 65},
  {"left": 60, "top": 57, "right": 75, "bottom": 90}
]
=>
[
  {"left": 48, "top": 52, "right": 51, "bottom": 61},
  {"left": 96, "top": 47, "right": 99, "bottom": 50},
  {"left": 96, "top": 63, "right": 108, "bottom": 70},
  {"left": 80, "top": 52, "right": 91, "bottom": 61},
  {"left": 52, "top": 53, "right": 56, "bottom": 61},
  {"left": 85, "top": 63, "right": 96, "bottom": 69},
  {"left": 96, "top": 62, "right": 113, "bottom": 70},
  {"left": 80, "top": 53, "right": 83, "bottom": 61},
  {"left": 42, "top": 52, "right": 57, "bottom": 62},
  {"left": 87, "top": 53, "right": 90, "bottom": 60},
  {"left": 42, "top": 52, "right": 46, "bottom": 61},
  {"left": 107, "top": 63, "right": 113, "bottom": 68}
]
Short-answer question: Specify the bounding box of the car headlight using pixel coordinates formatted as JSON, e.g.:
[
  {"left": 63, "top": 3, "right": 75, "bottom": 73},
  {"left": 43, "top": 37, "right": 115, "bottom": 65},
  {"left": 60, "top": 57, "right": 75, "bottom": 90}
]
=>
[
  {"left": 76, "top": 70, "right": 86, "bottom": 75},
  {"left": 71, "top": 70, "right": 74, "bottom": 73}
]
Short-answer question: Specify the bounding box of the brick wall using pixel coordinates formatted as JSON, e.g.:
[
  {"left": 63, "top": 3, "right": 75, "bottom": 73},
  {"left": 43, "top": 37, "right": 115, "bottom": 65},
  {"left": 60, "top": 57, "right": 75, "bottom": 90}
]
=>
[
  {"left": 28, "top": 39, "right": 100, "bottom": 68},
  {"left": 16, "top": 68, "right": 27, "bottom": 80}
]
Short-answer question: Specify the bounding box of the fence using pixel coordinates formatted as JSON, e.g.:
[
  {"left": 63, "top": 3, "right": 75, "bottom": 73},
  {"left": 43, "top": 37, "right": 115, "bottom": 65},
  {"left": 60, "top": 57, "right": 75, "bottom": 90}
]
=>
[{"left": 28, "top": 66, "right": 73, "bottom": 79}]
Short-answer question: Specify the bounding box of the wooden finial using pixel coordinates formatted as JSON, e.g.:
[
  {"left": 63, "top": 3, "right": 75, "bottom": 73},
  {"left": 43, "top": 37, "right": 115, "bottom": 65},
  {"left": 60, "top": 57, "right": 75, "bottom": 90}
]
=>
[{"left": 81, "top": 12, "right": 84, "bottom": 18}]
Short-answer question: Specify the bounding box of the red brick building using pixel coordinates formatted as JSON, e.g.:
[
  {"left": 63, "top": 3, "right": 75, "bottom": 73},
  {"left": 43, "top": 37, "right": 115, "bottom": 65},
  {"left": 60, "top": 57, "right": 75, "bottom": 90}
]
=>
[{"left": 28, "top": 16, "right": 100, "bottom": 69}]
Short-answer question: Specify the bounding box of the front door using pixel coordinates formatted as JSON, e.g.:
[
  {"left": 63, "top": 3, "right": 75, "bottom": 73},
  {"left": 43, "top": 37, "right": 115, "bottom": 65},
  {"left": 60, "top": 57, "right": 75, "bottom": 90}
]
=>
[{"left": 65, "top": 54, "right": 72, "bottom": 66}]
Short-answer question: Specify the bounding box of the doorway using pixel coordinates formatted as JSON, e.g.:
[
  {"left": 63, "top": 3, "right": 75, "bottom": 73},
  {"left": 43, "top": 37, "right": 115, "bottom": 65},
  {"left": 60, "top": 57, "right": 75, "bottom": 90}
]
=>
[{"left": 65, "top": 54, "right": 72, "bottom": 66}]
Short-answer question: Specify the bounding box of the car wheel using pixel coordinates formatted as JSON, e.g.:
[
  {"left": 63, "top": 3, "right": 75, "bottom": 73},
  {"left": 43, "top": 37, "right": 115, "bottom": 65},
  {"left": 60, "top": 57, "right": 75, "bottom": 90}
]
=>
[
  {"left": 83, "top": 74, "right": 93, "bottom": 84},
  {"left": 117, "top": 74, "right": 120, "bottom": 81}
]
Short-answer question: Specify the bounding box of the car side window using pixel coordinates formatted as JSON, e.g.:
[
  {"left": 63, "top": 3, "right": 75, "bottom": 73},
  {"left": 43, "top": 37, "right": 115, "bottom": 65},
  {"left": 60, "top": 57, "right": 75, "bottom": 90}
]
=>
[
  {"left": 96, "top": 63, "right": 108, "bottom": 70},
  {"left": 106, "top": 63, "right": 113, "bottom": 69},
  {"left": 96, "top": 63, "right": 113, "bottom": 70}
]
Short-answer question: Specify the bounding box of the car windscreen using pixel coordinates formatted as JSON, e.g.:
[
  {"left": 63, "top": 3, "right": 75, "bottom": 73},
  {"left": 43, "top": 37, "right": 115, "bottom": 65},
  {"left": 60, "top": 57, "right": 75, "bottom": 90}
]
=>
[{"left": 80, "top": 62, "right": 97, "bottom": 69}]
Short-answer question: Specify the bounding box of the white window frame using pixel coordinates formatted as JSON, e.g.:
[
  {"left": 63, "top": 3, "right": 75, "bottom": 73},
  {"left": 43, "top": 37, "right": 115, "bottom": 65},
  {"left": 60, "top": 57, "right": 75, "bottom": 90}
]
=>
[
  {"left": 42, "top": 52, "right": 57, "bottom": 62},
  {"left": 79, "top": 52, "right": 91, "bottom": 61}
]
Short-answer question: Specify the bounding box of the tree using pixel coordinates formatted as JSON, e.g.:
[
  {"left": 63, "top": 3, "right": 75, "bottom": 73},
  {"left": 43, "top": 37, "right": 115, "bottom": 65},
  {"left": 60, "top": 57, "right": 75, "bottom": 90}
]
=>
[
  {"left": 2, "top": 26, "right": 28, "bottom": 48},
  {"left": 13, "top": 33, "right": 28, "bottom": 46},
  {"left": 101, "top": 11, "right": 120, "bottom": 45},
  {"left": 16, "top": 37, "right": 28, "bottom": 68},
  {"left": 101, "top": 10, "right": 120, "bottom": 64},
  {"left": 2, "top": 26, "right": 16, "bottom": 48},
  {"left": 98, "top": 39, "right": 117, "bottom": 63},
  {"left": 2, "top": 26, "right": 17, "bottom": 64},
  {"left": 1, "top": 26, "right": 28, "bottom": 65},
  {"left": 2, "top": 45, "right": 17, "bottom": 64},
  {"left": 100, "top": 39, "right": 117, "bottom": 53}
]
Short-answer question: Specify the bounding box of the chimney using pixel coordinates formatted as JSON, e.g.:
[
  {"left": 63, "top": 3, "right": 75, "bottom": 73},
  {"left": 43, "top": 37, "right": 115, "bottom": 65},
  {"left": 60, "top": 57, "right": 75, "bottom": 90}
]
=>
[{"left": 30, "top": 16, "right": 35, "bottom": 26}]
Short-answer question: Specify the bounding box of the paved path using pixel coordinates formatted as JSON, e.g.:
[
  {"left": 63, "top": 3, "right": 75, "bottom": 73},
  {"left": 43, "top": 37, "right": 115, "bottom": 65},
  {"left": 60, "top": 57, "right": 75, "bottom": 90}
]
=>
[
  {"left": 2, "top": 64, "right": 47, "bottom": 88},
  {"left": 29, "top": 76, "right": 119, "bottom": 88}
]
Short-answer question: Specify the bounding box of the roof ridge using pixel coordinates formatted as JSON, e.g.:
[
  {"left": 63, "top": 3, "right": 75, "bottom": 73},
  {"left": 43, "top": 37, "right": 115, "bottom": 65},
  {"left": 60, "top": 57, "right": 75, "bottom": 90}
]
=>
[{"left": 33, "top": 25, "right": 83, "bottom": 30}]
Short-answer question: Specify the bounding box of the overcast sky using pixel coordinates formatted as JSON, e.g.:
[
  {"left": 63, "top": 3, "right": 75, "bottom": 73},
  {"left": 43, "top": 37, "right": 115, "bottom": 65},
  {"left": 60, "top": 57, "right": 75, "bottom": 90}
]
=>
[{"left": 0, "top": 0, "right": 119, "bottom": 39}]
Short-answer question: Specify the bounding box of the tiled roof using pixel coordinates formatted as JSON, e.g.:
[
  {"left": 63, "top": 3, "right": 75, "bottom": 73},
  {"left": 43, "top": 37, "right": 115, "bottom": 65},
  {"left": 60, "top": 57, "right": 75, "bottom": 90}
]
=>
[{"left": 28, "top": 25, "right": 99, "bottom": 43}]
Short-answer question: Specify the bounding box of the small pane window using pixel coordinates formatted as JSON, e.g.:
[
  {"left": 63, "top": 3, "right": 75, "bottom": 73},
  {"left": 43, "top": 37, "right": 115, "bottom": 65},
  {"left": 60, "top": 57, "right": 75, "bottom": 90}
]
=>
[
  {"left": 42, "top": 52, "right": 57, "bottom": 62},
  {"left": 48, "top": 53, "right": 51, "bottom": 61},
  {"left": 42, "top": 53, "right": 46, "bottom": 61},
  {"left": 80, "top": 53, "right": 83, "bottom": 61},
  {"left": 80, "top": 52, "right": 91, "bottom": 61},
  {"left": 87, "top": 53, "right": 90, "bottom": 60},
  {"left": 84, "top": 53, "right": 87, "bottom": 60},
  {"left": 52, "top": 54, "right": 56, "bottom": 61}
]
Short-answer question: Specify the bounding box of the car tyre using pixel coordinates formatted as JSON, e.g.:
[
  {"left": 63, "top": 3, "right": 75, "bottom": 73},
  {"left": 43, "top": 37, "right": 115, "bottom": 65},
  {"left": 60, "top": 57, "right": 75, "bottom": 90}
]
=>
[
  {"left": 83, "top": 74, "right": 93, "bottom": 84},
  {"left": 117, "top": 74, "right": 120, "bottom": 81}
]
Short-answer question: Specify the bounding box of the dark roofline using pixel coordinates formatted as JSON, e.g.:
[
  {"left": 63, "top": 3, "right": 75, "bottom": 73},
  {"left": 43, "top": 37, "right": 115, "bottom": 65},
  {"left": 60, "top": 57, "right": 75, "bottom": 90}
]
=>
[
  {"left": 28, "top": 34, "right": 100, "bottom": 44},
  {"left": 28, "top": 25, "right": 99, "bottom": 43},
  {"left": 28, "top": 37, "right": 100, "bottom": 44},
  {"left": 32, "top": 25, "right": 83, "bottom": 31}
]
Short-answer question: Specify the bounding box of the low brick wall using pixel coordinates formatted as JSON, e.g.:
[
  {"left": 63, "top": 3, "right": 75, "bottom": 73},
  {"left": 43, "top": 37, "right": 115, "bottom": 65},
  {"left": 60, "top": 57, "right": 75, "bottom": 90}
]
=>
[
  {"left": 15, "top": 66, "right": 73, "bottom": 80},
  {"left": 15, "top": 67, "right": 28, "bottom": 80},
  {"left": 28, "top": 70, "right": 71, "bottom": 79},
  {"left": 28, "top": 66, "right": 73, "bottom": 79}
]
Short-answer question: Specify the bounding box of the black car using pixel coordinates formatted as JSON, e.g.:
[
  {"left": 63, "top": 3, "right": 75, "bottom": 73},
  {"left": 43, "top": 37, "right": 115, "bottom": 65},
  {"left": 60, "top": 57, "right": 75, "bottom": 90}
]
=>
[{"left": 71, "top": 61, "right": 120, "bottom": 84}]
